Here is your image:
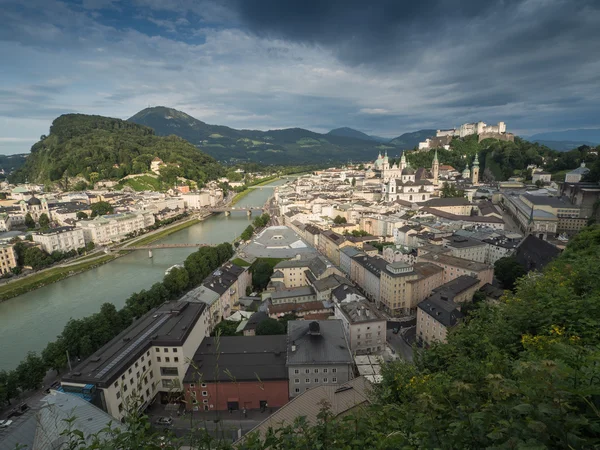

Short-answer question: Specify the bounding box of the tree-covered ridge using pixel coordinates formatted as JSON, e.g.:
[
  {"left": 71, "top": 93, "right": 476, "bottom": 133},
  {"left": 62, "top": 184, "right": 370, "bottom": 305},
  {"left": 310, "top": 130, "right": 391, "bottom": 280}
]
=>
[
  {"left": 10, "top": 114, "right": 225, "bottom": 185},
  {"left": 404, "top": 135, "right": 600, "bottom": 181}
]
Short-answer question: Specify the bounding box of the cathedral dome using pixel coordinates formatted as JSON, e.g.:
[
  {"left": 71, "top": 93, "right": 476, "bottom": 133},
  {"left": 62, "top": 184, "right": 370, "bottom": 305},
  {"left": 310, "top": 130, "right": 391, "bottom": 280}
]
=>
[{"left": 27, "top": 196, "right": 41, "bottom": 206}]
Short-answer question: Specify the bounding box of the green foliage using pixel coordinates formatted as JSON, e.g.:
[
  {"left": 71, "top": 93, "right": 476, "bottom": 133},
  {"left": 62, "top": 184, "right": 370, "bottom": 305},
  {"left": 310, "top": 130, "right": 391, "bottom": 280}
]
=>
[
  {"left": 252, "top": 213, "right": 270, "bottom": 229},
  {"left": 494, "top": 256, "right": 527, "bottom": 290},
  {"left": 10, "top": 113, "right": 224, "bottom": 185},
  {"left": 333, "top": 215, "right": 347, "bottom": 224},
  {"left": 440, "top": 181, "right": 465, "bottom": 198},
  {"left": 90, "top": 201, "right": 114, "bottom": 217},
  {"left": 240, "top": 225, "right": 254, "bottom": 241},
  {"left": 162, "top": 267, "right": 190, "bottom": 297},
  {"left": 24, "top": 213, "right": 35, "bottom": 229},
  {"left": 38, "top": 213, "right": 50, "bottom": 228},
  {"left": 345, "top": 229, "right": 369, "bottom": 237},
  {"left": 211, "top": 320, "right": 241, "bottom": 337},
  {"left": 251, "top": 258, "right": 281, "bottom": 291},
  {"left": 76, "top": 211, "right": 88, "bottom": 220},
  {"left": 255, "top": 318, "right": 285, "bottom": 335}
]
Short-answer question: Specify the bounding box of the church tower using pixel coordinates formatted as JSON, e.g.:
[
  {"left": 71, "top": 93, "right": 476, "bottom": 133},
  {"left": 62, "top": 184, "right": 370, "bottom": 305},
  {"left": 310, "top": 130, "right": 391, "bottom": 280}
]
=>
[
  {"left": 400, "top": 152, "right": 407, "bottom": 171},
  {"left": 383, "top": 150, "right": 390, "bottom": 171},
  {"left": 432, "top": 149, "right": 439, "bottom": 185},
  {"left": 471, "top": 153, "right": 480, "bottom": 185}
]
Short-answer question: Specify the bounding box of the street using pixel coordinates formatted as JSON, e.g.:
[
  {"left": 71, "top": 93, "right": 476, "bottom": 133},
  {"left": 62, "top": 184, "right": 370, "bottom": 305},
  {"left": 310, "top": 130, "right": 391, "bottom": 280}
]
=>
[{"left": 386, "top": 328, "right": 414, "bottom": 362}]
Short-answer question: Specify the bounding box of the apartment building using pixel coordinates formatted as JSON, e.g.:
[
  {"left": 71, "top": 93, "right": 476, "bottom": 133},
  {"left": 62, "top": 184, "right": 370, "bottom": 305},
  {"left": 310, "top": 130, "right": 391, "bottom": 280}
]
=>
[
  {"left": 287, "top": 320, "right": 353, "bottom": 398},
  {"left": 339, "top": 246, "right": 364, "bottom": 276},
  {"left": 32, "top": 226, "right": 86, "bottom": 254},
  {"left": 334, "top": 300, "right": 386, "bottom": 355},
  {"left": 443, "top": 235, "right": 488, "bottom": 263},
  {"left": 417, "top": 252, "right": 493, "bottom": 288},
  {"left": 77, "top": 211, "right": 155, "bottom": 244},
  {"left": 318, "top": 230, "right": 352, "bottom": 266},
  {"left": 378, "top": 261, "right": 444, "bottom": 316},
  {"left": 272, "top": 255, "right": 340, "bottom": 288},
  {"left": 350, "top": 254, "right": 387, "bottom": 304},
  {"left": 61, "top": 302, "right": 210, "bottom": 420},
  {"left": 0, "top": 244, "right": 17, "bottom": 274},
  {"left": 416, "top": 276, "right": 479, "bottom": 345}
]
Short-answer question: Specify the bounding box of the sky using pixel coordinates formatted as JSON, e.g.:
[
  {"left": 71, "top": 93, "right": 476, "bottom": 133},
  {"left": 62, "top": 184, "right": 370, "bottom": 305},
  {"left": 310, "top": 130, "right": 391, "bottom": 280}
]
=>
[{"left": 1, "top": 0, "right": 600, "bottom": 154}]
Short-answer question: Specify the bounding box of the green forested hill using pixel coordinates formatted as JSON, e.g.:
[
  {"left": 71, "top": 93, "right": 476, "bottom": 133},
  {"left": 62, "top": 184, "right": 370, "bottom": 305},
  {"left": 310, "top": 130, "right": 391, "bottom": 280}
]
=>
[
  {"left": 405, "top": 135, "right": 600, "bottom": 181},
  {"left": 129, "top": 106, "right": 396, "bottom": 164},
  {"left": 10, "top": 114, "right": 224, "bottom": 185}
]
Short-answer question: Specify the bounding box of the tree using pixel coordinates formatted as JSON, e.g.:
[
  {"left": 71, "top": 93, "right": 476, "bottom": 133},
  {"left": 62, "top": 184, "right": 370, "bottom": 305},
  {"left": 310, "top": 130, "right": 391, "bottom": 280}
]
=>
[
  {"left": 535, "top": 179, "right": 544, "bottom": 188},
  {"left": 15, "top": 351, "right": 46, "bottom": 391},
  {"left": 163, "top": 267, "right": 190, "bottom": 297},
  {"left": 0, "top": 370, "right": 19, "bottom": 406},
  {"left": 494, "top": 256, "right": 526, "bottom": 290},
  {"left": 240, "top": 225, "right": 254, "bottom": 241},
  {"left": 252, "top": 260, "right": 273, "bottom": 291},
  {"left": 77, "top": 211, "right": 88, "bottom": 220},
  {"left": 333, "top": 215, "right": 347, "bottom": 224},
  {"left": 42, "top": 339, "right": 67, "bottom": 374},
  {"left": 255, "top": 318, "right": 285, "bottom": 335},
  {"left": 23, "top": 247, "right": 53, "bottom": 270},
  {"left": 351, "top": 177, "right": 356, "bottom": 187},
  {"left": 90, "top": 201, "right": 114, "bottom": 217},
  {"left": 211, "top": 320, "right": 240, "bottom": 337},
  {"left": 38, "top": 213, "right": 50, "bottom": 228},
  {"left": 24, "top": 213, "right": 35, "bottom": 229},
  {"left": 89, "top": 172, "right": 99, "bottom": 185},
  {"left": 441, "top": 182, "right": 465, "bottom": 198}
]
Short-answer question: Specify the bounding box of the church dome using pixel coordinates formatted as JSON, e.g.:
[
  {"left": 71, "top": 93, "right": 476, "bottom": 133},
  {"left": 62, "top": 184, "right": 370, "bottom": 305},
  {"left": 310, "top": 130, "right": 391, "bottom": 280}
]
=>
[
  {"left": 402, "top": 167, "right": 415, "bottom": 175},
  {"left": 27, "top": 196, "right": 41, "bottom": 206}
]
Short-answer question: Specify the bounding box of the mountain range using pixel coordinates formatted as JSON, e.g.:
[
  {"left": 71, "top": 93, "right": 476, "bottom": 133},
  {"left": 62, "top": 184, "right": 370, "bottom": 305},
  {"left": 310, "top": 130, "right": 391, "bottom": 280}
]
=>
[
  {"left": 128, "top": 107, "right": 429, "bottom": 164},
  {"left": 523, "top": 128, "right": 600, "bottom": 151}
]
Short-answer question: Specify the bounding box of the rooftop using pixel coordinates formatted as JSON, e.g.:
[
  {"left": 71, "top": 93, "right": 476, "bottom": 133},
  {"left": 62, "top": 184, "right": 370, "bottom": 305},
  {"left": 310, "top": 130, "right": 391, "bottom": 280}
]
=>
[
  {"left": 445, "top": 235, "right": 486, "bottom": 249},
  {"left": 244, "top": 226, "right": 317, "bottom": 259},
  {"left": 287, "top": 320, "right": 353, "bottom": 366},
  {"left": 338, "top": 300, "right": 385, "bottom": 324},
  {"left": 183, "top": 335, "right": 287, "bottom": 383},
  {"left": 421, "top": 197, "right": 471, "bottom": 207},
  {"left": 419, "top": 251, "right": 490, "bottom": 272},
  {"left": 61, "top": 302, "right": 206, "bottom": 387},
  {"left": 418, "top": 296, "right": 464, "bottom": 327},
  {"left": 271, "top": 285, "right": 316, "bottom": 301},
  {"left": 431, "top": 275, "right": 479, "bottom": 299}
]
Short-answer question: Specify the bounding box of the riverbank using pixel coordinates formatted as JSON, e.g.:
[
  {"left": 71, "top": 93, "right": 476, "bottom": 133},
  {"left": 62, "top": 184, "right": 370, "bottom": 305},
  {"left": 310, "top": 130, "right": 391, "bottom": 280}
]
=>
[
  {"left": 123, "top": 214, "right": 209, "bottom": 247},
  {"left": 231, "top": 175, "right": 280, "bottom": 205},
  {"left": 0, "top": 253, "right": 120, "bottom": 302}
]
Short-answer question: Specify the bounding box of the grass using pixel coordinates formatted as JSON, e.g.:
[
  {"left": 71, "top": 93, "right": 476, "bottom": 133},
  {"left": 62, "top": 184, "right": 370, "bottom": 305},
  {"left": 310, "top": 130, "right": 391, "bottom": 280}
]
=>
[
  {"left": 231, "top": 257, "right": 251, "bottom": 267},
  {"left": 231, "top": 175, "right": 280, "bottom": 205},
  {"left": 116, "top": 175, "right": 162, "bottom": 192},
  {"left": 0, "top": 254, "right": 117, "bottom": 302},
  {"left": 251, "top": 257, "right": 286, "bottom": 270},
  {"left": 129, "top": 218, "right": 201, "bottom": 246}
]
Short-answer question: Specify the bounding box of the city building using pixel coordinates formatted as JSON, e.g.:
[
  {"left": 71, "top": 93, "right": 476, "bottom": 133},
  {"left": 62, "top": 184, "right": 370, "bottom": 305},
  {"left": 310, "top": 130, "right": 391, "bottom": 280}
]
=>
[
  {"left": 60, "top": 301, "right": 210, "bottom": 420},
  {"left": 435, "top": 121, "right": 514, "bottom": 142},
  {"left": 183, "top": 336, "right": 288, "bottom": 411},
  {"left": 0, "top": 243, "right": 17, "bottom": 274},
  {"left": 350, "top": 254, "right": 387, "bottom": 304},
  {"left": 565, "top": 163, "right": 590, "bottom": 183},
  {"left": 317, "top": 230, "right": 352, "bottom": 266},
  {"left": 378, "top": 261, "right": 444, "bottom": 316},
  {"left": 286, "top": 320, "right": 353, "bottom": 398},
  {"left": 334, "top": 299, "right": 386, "bottom": 354},
  {"left": 417, "top": 252, "right": 493, "bottom": 288},
  {"left": 532, "top": 171, "right": 552, "bottom": 184},
  {"left": 19, "top": 195, "right": 50, "bottom": 222},
  {"left": 443, "top": 235, "right": 488, "bottom": 263},
  {"left": 339, "top": 246, "right": 364, "bottom": 276},
  {"left": 32, "top": 226, "right": 86, "bottom": 254},
  {"left": 76, "top": 211, "right": 155, "bottom": 244}
]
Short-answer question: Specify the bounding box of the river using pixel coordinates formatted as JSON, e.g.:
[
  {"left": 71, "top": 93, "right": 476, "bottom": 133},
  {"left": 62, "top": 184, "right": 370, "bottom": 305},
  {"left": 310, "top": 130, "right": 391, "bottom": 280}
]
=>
[{"left": 0, "top": 179, "right": 286, "bottom": 371}]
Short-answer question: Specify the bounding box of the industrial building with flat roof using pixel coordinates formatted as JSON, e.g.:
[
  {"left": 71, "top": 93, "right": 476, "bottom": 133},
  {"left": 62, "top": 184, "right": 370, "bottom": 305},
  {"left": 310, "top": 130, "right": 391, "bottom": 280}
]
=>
[{"left": 60, "top": 301, "right": 210, "bottom": 420}]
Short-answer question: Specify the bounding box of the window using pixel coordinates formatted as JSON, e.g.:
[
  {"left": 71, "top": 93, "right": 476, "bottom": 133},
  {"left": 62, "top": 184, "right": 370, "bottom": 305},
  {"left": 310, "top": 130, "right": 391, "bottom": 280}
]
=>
[
  {"left": 157, "top": 357, "right": 161, "bottom": 362},
  {"left": 295, "top": 379, "right": 300, "bottom": 384},
  {"left": 323, "top": 378, "right": 328, "bottom": 383},
  {"left": 116, "top": 392, "right": 121, "bottom": 399},
  {"left": 190, "top": 383, "right": 195, "bottom": 388},
  {"left": 295, "top": 388, "right": 300, "bottom": 393},
  {"left": 305, "top": 369, "right": 310, "bottom": 374},
  {"left": 172, "top": 348, "right": 177, "bottom": 353},
  {"left": 203, "top": 399, "right": 209, "bottom": 404},
  {"left": 202, "top": 391, "right": 208, "bottom": 397},
  {"left": 118, "top": 403, "right": 123, "bottom": 413},
  {"left": 135, "top": 362, "right": 139, "bottom": 368},
  {"left": 146, "top": 351, "right": 150, "bottom": 357},
  {"left": 332, "top": 377, "right": 337, "bottom": 383},
  {"left": 123, "top": 385, "right": 128, "bottom": 392},
  {"left": 141, "top": 356, "right": 145, "bottom": 362},
  {"left": 323, "top": 369, "right": 328, "bottom": 373},
  {"left": 294, "top": 369, "right": 299, "bottom": 374},
  {"left": 174, "top": 357, "right": 179, "bottom": 363},
  {"left": 129, "top": 378, "right": 133, "bottom": 386},
  {"left": 314, "top": 369, "right": 319, "bottom": 374},
  {"left": 142, "top": 365, "right": 146, "bottom": 372},
  {"left": 121, "top": 375, "right": 125, "bottom": 381},
  {"left": 201, "top": 383, "right": 207, "bottom": 388},
  {"left": 128, "top": 368, "right": 132, "bottom": 375},
  {"left": 156, "top": 348, "right": 160, "bottom": 352},
  {"left": 332, "top": 368, "right": 337, "bottom": 373},
  {"left": 314, "top": 378, "right": 319, "bottom": 383},
  {"left": 164, "top": 348, "right": 169, "bottom": 352},
  {"left": 165, "top": 357, "right": 170, "bottom": 363},
  {"left": 160, "top": 367, "right": 179, "bottom": 376},
  {"left": 146, "top": 388, "right": 150, "bottom": 397},
  {"left": 114, "top": 381, "right": 118, "bottom": 388},
  {"left": 305, "top": 378, "right": 310, "bottom": 383},
  {"left": 144, "top": 376, "right": 148, "bottom": 385},
  {"left": 162, "top": 379, "right": 177, "bottom": 388}
]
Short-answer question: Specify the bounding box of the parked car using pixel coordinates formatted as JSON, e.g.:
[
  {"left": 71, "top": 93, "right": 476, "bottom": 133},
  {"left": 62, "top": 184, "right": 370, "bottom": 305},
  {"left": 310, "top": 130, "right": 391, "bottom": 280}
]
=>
[
  {"left": 392, "top": 327, "right": 400, "bottom": 334},
  {"left": 155, "top": 417, "right": 173, "bottom": 426},
  {"left": 0, "top": 420, "right": 14, "bottom": 428}
]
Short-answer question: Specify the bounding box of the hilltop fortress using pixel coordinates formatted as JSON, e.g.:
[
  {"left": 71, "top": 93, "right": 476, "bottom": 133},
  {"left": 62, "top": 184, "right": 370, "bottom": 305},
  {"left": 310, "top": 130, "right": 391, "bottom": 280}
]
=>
[{"left": 419, "top": 121, "right": 514, "bottom": 150}]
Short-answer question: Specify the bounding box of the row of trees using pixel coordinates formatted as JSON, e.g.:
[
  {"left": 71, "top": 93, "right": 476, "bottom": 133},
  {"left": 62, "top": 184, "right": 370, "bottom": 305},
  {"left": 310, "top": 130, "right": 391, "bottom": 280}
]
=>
[
  {"left": 10, "top": 238, "right": 95, "bottom": 273},
  {"left": 0, "top": 242, "right": 234, "bottom": 406}
]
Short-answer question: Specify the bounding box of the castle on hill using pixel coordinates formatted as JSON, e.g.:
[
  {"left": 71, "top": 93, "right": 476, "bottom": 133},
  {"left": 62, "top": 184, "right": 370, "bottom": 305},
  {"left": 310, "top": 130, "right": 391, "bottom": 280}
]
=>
[{"left": 418, "top": 121, "right": 514, "bottom": 150}]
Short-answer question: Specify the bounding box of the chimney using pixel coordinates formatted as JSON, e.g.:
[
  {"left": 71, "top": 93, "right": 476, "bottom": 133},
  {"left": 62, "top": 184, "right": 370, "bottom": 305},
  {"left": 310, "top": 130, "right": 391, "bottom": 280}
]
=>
[
  {"left": 309, "top": 321, "right": 321, "bottom": 336},
  {"left": 291, "top": 341, "right": 296, "bottom": 352}
]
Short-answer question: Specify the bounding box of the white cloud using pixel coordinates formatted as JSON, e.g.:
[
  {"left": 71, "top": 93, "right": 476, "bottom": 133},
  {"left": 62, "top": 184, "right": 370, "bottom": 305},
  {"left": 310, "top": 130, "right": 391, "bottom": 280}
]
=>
[{"left": 359, "top": 108, "right": 390, "bottom": 115}]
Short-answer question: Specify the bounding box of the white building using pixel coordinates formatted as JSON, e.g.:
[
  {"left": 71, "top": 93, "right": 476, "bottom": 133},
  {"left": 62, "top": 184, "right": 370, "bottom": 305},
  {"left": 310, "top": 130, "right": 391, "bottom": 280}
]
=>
[
  {"left": 32, "top": 226, "right": 86, "bottom": 254},
  {"left": 77, "top": 211, "right": 155, "bottom": 244},
  {"left": 183, "top": 189, "right": 224, "bottom": 209},
  {"left": 60, "top": 301, "right": 211, "bottom": 421},
  {"left": 334, "top": 299, "right": 386, "bottom": 355}
]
